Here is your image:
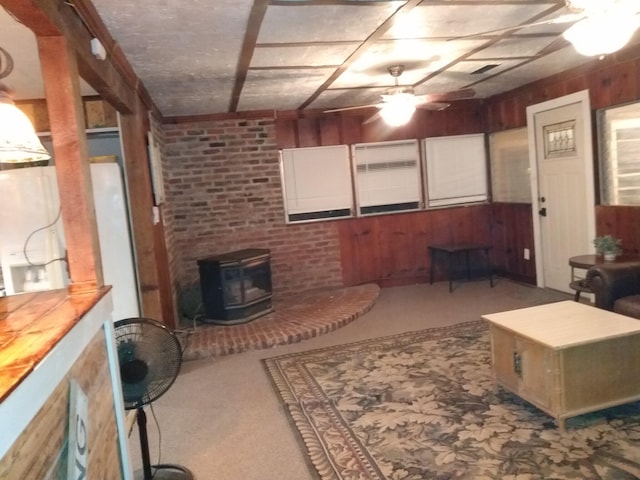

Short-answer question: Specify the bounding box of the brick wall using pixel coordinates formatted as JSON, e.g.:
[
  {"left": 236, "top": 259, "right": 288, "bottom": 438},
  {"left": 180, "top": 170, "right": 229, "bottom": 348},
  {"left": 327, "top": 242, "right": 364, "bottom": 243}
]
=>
[{"left": 161, "top": 116, "right": 343, "bottom": 300}]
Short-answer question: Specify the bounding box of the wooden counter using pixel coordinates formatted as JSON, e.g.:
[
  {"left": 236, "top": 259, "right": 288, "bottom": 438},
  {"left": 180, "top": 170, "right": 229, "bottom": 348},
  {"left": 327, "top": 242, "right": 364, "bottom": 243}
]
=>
[
  {"left": 0, "top": 288, "right": 133, "bottom": 479},
  {"left": 0, "top": 288, "right": 110, "bottom": 402}
]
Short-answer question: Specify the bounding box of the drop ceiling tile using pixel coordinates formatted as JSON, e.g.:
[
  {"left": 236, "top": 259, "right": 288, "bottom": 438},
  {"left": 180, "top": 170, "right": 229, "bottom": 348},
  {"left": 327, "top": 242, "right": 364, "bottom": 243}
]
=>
[
  {"left": 331, "top": 39, "right": 489, "bottom": 88},
  {"left": 412, "top": 59, "right": 526, "bottom": 98},
  {"left": 382, "top": 3, "right": 560, "bottom": 39},
  {"left": 250, "top": 44, "right": 357, "bottom": 68},
  {"left": 258, "top": 2, "right": 405, "bottom": 43},
  {"left": 468, "top": 48, "right": 590, "bottom": 98},
  {"left": 412, "top": 74, "right": 483, "bottom": 99},
  {"left": 237, "top": 68, "right": 336, "bottom": 111},
  {"left": 93, "top": 0, "right": 253, "bottom": 36},
  {"left": 116, "top": 33, "right": 238, "bottom": 79},
  {"left": 160, "top": 95, "right": 232, "bottom": 118},
  {"left": 308, "top": 88, "right": 387, "bottom": 111},
  {"left": 92, "top": 0, "right": 250, "bottom": 103},
  {"left": 469, "top": 36, "right": 564, "bottom": 59},
  {"left": 145, "top": 75, "right": 236, "bottom": 116},
  {"left": 448, "top": 59, "right": 526, "bottom": 76}
]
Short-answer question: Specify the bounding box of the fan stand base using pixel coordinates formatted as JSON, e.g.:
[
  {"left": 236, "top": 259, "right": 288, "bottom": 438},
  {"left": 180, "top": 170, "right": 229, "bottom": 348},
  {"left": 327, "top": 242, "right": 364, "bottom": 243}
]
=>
[
  {"left": 134, "top": 407, "right": 194, "bottom": 480},
  {"left": 136, "top": 464, "right": 193, "bottom": 480}
]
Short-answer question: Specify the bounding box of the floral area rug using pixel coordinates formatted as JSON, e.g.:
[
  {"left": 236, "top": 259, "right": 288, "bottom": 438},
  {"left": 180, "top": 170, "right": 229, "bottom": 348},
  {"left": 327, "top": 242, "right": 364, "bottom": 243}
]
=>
[{"left": 263, "top": 321, "right": 640, "bottom": 480}]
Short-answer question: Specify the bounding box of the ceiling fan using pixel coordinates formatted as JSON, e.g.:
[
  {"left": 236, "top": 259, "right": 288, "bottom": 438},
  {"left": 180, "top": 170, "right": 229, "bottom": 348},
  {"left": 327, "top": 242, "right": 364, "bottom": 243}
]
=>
[
  {"left": 458, "top": 0, "right": 640, "bottom": 57},
  {"left": 324, "top": 65, "right": 476, "bottom": 127}
]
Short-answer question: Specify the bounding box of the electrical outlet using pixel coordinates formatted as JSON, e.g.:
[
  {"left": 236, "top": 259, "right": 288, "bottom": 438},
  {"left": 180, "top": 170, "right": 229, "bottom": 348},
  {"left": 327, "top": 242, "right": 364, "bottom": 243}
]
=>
[{"left": 524, "top": 248, "right": 530, "bottom": 260}]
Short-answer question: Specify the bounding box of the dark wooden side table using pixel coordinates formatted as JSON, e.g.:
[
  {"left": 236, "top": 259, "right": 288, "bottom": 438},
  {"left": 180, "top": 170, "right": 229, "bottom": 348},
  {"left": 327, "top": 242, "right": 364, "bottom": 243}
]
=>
[
  {"left": 429, "top": 243, "right": 493, "bottom": 292},
  {"left": 569, "top": 254, "right": 640, "bottom": 301}
]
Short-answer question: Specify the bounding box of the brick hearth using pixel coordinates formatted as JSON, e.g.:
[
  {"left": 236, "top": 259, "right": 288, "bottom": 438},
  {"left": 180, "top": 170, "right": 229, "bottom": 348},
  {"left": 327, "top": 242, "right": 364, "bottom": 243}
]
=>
[{"left": 181, "top": 283, "right": 380, "bottom": 360}]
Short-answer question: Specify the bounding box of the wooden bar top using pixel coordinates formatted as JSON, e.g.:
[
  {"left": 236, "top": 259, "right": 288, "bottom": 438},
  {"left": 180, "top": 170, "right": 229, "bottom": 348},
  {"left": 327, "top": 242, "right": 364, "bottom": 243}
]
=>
[{"left": 0, "top": 287, "right": 110, "bottom": 403}]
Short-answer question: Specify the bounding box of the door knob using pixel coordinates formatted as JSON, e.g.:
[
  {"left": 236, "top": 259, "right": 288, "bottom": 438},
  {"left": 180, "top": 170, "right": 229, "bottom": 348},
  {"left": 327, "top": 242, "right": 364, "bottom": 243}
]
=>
[{"left": 539, "top": 207, "right": 547, "bottom": 216}]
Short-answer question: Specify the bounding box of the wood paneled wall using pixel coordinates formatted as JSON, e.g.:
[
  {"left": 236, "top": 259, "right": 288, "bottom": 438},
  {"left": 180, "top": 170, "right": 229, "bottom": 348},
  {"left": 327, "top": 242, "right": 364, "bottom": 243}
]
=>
[
  {"left": 274, "top": 102, "right": 535, "bottom": 288},
  {"left": 490, "top": 203, "right": 536, "bottom": 284},
  {"left": 337, "top": 206, "right": 492, "bottom": 287},
  {"left": 485, "top": 42, "right": 640, "bottom": 132},
  {"left": 596, "top": 206, "right": 640, "bottom": 255},
  {"left": 275, "top": 100, "right": 485, "bottom": 149},
  {"left": 486, "top": 42, "right": 640, "bottom": 262}
]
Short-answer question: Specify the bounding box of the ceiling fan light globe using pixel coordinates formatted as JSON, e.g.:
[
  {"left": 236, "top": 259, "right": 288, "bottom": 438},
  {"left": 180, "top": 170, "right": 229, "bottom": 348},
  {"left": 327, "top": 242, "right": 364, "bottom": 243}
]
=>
[
  {"left": 563, "top": 13, "right": 640, "bottom": 56},
  {"left": 380, "top": 101, "right": 416, "bottom": 127}
]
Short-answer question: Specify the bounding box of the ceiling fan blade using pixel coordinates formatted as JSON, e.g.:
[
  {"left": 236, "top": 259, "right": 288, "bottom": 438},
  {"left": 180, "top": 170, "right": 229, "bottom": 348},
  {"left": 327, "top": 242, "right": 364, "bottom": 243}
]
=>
[
  {"left": 324, "top": 103, "right": 382, "bottom": 113},
  {"left": 362, "top": 111, "right": 382, "bottom": 125},
  {"left": 537, "top": 35, "right": 571, "bottom": 56},
  {"left": 415, "top": 88, "right": 476, "bottom": 104},
  {"left": 417, "top": 102, "right": 450, "bottom": 111},
  {"left": 450, "top": 13, "right": 586, "bottom": 40}
]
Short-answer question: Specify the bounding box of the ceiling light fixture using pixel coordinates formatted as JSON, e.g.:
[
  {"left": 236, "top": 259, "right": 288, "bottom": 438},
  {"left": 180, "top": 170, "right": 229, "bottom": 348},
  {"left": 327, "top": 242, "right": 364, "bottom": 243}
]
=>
[
  {"left": 0, "top": 46, "right": 51, "bottom": 164},
  {"left": 379, "top": 94, "right": 416, "bottom": 127},
  {"left": 563, "top": 2, "right": 640, "bottom": 57},
  {"left": 378, "top": 66, "right": 418, "bottom": 127}
]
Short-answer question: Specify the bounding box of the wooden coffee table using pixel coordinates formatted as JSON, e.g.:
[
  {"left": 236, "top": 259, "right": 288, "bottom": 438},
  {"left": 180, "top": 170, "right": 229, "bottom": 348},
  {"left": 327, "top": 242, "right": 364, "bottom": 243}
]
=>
[{"left": 482, "top": 301, "right": 640, "bottom": 431}]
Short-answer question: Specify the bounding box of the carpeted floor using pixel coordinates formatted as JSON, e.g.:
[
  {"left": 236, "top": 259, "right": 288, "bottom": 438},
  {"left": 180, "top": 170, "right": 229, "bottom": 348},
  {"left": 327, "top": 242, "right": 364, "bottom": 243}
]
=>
[
  {"left": 129, "top": 279, "right": 577, "bottom": 480},
  {"left": 264, "top": 320, "right": 640, "bottom": 480}
]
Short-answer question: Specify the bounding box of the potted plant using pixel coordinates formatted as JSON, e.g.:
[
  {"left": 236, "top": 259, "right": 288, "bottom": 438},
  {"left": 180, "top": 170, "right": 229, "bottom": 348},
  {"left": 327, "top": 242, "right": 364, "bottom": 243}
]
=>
[{"left": 593, "top": 235, "right": 622, "bottom": 261}]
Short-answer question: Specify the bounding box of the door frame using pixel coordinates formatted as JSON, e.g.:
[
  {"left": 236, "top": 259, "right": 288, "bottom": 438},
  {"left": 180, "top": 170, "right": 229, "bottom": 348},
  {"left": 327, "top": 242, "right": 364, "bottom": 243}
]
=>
[{"left": 526, "top": 89, "right": 596, "bottom": 288}]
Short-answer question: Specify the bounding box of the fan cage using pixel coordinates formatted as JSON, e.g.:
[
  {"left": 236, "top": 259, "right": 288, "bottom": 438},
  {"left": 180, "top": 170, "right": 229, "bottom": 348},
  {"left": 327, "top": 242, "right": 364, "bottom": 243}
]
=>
[{"left": 114, "top": 317, "right": 183, "bottom": 410}]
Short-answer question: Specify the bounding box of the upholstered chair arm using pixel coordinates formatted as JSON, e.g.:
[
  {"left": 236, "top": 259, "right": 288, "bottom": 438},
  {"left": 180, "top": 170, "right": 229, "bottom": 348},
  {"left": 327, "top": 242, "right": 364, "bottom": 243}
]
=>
[{"left": 586, "top": 262, "right": 640, "bottom": 311}]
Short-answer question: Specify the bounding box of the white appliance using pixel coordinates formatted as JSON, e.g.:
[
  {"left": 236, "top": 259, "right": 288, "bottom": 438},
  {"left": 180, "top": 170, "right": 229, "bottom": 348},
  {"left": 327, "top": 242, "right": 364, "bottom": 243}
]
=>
[{"left": 0, "top": 163, "right": 140, "bottom": 321}]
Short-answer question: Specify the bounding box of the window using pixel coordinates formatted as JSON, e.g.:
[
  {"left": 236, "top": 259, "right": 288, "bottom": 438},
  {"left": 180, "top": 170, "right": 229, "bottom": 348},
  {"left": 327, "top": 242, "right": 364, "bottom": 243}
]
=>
[
  {"left": 280, "top": 145, "right": 353, "bottom": 223},
  {"left": 488, "top": 128, "right": 531, "bottom": 203},
  {"left": 423, "top": 133, "right": 487, "bottom": 207},
  {"left": 280, "top": 134, "right": 490, "bottom": 223},
  {"left": 599, "top": 102, "right": 640, "bottom": 205},
  {"left": 352, "top": 140, "right": 421, "bottom": 215}
]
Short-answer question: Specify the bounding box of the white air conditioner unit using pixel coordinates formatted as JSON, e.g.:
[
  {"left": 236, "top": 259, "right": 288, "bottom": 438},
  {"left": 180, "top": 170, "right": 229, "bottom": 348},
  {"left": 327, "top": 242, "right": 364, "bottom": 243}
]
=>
[{"left": 352, "top": 139, "right": 422, "bottom": 215}]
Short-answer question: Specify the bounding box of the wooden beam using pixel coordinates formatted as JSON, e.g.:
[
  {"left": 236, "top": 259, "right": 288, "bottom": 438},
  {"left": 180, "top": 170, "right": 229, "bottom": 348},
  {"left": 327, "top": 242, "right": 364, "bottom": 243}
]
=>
[
  {"left": 297, "top": 0, "right": 423, "bottom": 110},
  {"left": 119, "top": 108, "right": 165, "bottom": 322},
  {"left": 229, "top": 0, "right": 270, "bottom": 112},
  {"left": 1, "top": 0, "right": 137, "bottom": 113},
  {"left": 70, "top": 0, "right": 157, "bottom": 114},
  {"left": 36, "top": 34, "right": 103, "bottom": 294}
]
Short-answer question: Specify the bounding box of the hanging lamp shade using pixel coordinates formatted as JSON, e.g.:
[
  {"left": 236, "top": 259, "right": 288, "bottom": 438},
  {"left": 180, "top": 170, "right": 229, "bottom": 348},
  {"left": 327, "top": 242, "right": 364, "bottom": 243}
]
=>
[
  {"left": 0, "top": 86, "right": 51, "bottom": 163},
  {"left": 0, "top": 46, "right": 50, "bottom": 164}
]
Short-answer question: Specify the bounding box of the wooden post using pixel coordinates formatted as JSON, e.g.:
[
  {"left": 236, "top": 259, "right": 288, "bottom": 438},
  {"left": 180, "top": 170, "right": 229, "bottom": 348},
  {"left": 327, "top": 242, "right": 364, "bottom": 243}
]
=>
[
  {"left": 36, "top": 35, "right": 103, "bottom": 293},
  {"left": 119, "top": 108, "right": 165, "bottom": 322}
]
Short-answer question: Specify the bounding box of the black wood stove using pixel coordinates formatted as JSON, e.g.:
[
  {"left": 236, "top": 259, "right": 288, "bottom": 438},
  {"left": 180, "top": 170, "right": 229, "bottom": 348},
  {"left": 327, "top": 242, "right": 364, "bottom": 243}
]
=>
[{"left": 198, "top": 248, "right": 273, "bottom": 324}]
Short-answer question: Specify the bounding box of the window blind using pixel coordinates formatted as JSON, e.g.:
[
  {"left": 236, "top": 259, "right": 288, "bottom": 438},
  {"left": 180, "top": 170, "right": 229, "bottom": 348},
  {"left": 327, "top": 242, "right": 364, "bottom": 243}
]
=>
[
  {"left": 489, "top": 128, "right": 532, "bottom": 203},
  {"left": 280, "top": 145, "right": 353, "bottom": 222},
  {"left": 599, "top": 105, "right": 640, "bottom": 206},
  {"left": 423, "top": 133, "right": 488, "bottom": 207}
]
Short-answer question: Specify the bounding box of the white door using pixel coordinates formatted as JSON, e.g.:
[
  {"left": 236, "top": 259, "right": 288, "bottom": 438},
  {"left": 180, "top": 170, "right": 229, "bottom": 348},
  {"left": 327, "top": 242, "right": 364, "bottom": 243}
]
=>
[{"left": 527, "top": 90, "right": 596, "bottom": 293}]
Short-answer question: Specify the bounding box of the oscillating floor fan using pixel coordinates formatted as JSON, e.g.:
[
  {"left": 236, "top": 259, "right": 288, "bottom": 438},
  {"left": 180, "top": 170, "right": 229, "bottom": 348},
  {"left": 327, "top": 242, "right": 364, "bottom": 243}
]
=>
[{"left": 114, "top": 317, "right": 193, "bottom": 480}]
